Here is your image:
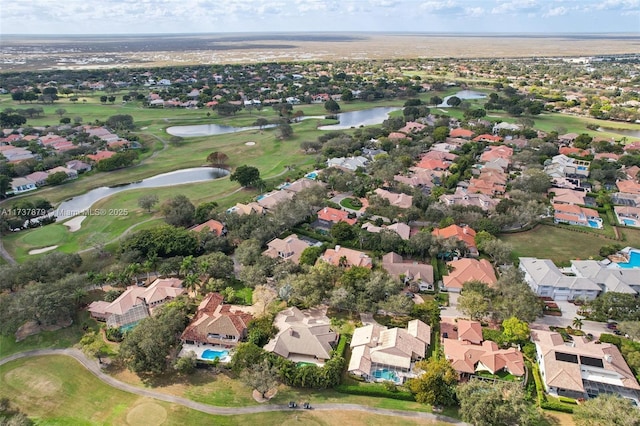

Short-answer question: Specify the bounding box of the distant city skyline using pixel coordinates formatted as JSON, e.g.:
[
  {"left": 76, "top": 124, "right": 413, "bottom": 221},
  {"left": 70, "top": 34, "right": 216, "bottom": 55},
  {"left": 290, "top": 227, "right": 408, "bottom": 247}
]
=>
[{"left": 2, "top": 0, "right": 639, "bottom": 35}]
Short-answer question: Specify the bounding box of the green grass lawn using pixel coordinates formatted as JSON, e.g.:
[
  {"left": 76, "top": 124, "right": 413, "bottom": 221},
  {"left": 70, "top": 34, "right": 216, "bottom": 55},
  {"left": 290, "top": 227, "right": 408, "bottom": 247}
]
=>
[
  {"left": 0, "top": 356, "right": 456, "bottom": 426},
  {"left": 500, "top": 224, "right": 618, "bottom": 265},
  {"left": 0, "top": 311, "right": 98, "bottom": 359},
  {"left": 340, "top": 197, "right": 363, "bottom": 210}
]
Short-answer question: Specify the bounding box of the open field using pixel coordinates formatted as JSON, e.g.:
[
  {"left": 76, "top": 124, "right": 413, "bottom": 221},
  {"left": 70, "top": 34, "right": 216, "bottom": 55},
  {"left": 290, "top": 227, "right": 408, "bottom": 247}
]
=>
[
  {"left": 0, "top": 356, "right": 456, "bottom": 425},
  {"left": 2, "top": 33, "right": 640, "bottom": 71}
]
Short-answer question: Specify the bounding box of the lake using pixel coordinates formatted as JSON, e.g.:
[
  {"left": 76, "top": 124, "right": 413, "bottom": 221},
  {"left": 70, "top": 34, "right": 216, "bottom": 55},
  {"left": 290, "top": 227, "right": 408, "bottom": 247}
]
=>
[
  {"left": 318, "top": 106, "right": 401, "bottom": 130},
  {"left": 166, "top": 123, "right": 276, "bottom": 137},
  {"left": 53, "top": 167, "right": 228, "bottom": 221},
  {"left": 438, "top": 90, "right": 487, "bottom": 107},
  {"left": 598, "top": 127, "right": 640, "bottom": 138}
]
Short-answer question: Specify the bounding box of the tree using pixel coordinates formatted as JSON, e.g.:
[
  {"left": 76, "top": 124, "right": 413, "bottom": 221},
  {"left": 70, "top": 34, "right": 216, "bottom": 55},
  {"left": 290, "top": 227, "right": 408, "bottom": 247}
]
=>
[
  {"left": 429, "top": 96, "right": 443, "bottom": 106},
  {"left": 55, "top": 108, "right": 67, "bottom": 117},
  {"left": 234, "top": 239, "right": 263, "bottom": 266},
  {"left": 380, "top": 293, "right": 414, "bottom": 315},
  {"left": 324, "top": 99, "right": 341, "bottom": 113},
  {"left": 230, "top": 165, "right": 261, "bottom": 188},
  {"left": 299, "top": 246, "right": 324, "bottom": 266},
  {"left": 230, "top": 342, "right": 266, "bottom": 374},
  {"left": 587, "top": 292, "right": 640, "bottom": 322},
  {"left": 277, "top": 120, "right": 293, "bottom": 139},
  {"left": 457, "top": 380, "right": 544, "bottom": 426},
  {"left": 106, "top": 114, "right": 135, "bottom": 131},
  {"left": 572, "top": 316, "right": 584, "bottom": 330},
  {"left": 408, "top": 357, "right": 458, "bottom": 406},
  {"left": 241, "top": 359, "right": 280, "bottom": 399},
  {"left": 0, "top": 174, "right": 10, "bottom": 198},
  {"left": 198, "top": 252, "right": 233, "bottom": 279},
  {"left": 173, "top": 351, "right": 197, "bottom": 374},
  {"left": 252, "top": 285, "right": 277, "bottom": 315},
  {"left": 161, "top": 194, "right": 195, "bottom": 228},
  {"left": 118, "top": 300, "right": 188, "bottom": 375},
  {"left": 330, "top": 221, "right": 355, "bottom": 243},
  {"left": 206, "top": 151, "right": 229, "bottom": 167},
  {"left": 479, "top": 238, "right": 513, "bottom": 265},
  {"left": 458, "top": 288, "right": 491, "bottom": 321},
  {"left": 494, "top": 268, "right": 543, "bottom": 322},
  {"left": 100, "top": 95, "right": 108, "bottom": 103},
  {"left": 511, "top": 169, "right": 552, "bottom": 194},
  {"left": 46, "top": 171, "right": 68, "bottom": 186},
  {"left": 501, "top": 316, "right": 530, "bottom": 344},
  {"left": 432, "top": 126, "right": 449, "bottom": 142},
  {"left": 341, "top": 89, "right": 354, "bottom": 102},
  {"left": 137, "top": 194, "right": 159, "bottom": 213},
  {"left": 446, "top": 96, "right": 461, "bottom": 107},
  {"left": 573, "top": 393, "right": 640, "bottom": 426},
  {"left": 618, "top": 321, "right": 640, "bottom": 340},
  {"left": 411, "top": 301, "right": 441, "bottom": 326}
]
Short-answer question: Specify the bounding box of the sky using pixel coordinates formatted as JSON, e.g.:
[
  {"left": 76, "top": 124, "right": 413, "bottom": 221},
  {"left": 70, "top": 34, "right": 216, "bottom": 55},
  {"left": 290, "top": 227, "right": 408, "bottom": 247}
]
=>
[{"left": 2, "top": 0, "right": 639, "bottom": 35}]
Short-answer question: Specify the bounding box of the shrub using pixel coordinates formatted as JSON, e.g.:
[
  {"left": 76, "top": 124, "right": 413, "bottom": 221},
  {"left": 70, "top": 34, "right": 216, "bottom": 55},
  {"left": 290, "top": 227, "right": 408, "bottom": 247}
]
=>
[
  {"left": 559, "top": 396, "right": 578, "bottom": 405},
  {"left": 335, "top": 384, "right": 415, "bottom": 401},
  {"left": 105, "top": 327, "right": 123, "bottom": 342},
  {"left": 540, "top": 400, "right": 575, "bottom": 413},
  {"left": 599, "top": 333, "right": 622, "bottom": 348}
]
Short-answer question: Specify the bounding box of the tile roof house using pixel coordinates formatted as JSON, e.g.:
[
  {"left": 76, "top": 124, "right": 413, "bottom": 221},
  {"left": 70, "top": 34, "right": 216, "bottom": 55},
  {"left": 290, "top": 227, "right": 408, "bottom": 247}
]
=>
[
  {"left": 361, "top": 222, "right": 411, "bottom": 240},
  {"left": 399, "top": 121, "right": 427, "bottom": 134},
  {"left": 263, "top": 234, "right": 315, "bottom": 264},
  {"left": 348, "top": 320, "right": 431, "bottom": 383},
  {"left": 381, "top": 252, "right": 434, "bottom": 291},
  {"left": 9, "top": 177, "right": 37, "bottom": 194},
  {"left": 519, "top": 257, "right": 601, "bottom": 301},
  {"left": 86, "top": 150, "right": 116, "bottom": 162},
  {"left": 326, "top": 156, "right": 368, "bottom": 172},
  {"left": 616, "top": 179, "right": 640, "bottom": 195},
  {"left": 442, "top": 258, "right": 497, "bottom": 292},
  {"left": 615, "top": 206, "right": 640, "bottom": 228},
  {"left": 180, "top": 292, "right": 252, "bottom": 347},
  {"left": 468, "top": 169, "right": 508, "bottom": 196},
  {"left": 473, "top": 134, "right": 503, "bottom": 143},
  {"left": 393, "top": 168, "right": 436, "bottom": 190},
  {"left": 443, "top": 320, "right": 525, "bottom": 379},
  {"left": 439, "top": 187, "right": 499, "bottom": 211},
  {"left": 226, "top": 202, "right": 265, "bottom": 216},
  {"left": 264, "top": 306, "right": 338, "bottom": 366},
  {"left": 317, "top": 206, "right": 357, "bottom": 226},
  {"left": 479, "top": 145, "right": 513, "bottom": 165},
  {"left": 432, "top": 224, "right": 478, "bottom": 256},
  {"left": 256, "top": 190, "right": 295, "bottom": 210},
  {"left": 87, "top": 278, "right": 184, "bottom": 328},
  {"left": 373, "top": 188, "right": 413, "bottom": 209},
  {"left": 319, "top": 245, "right": 372, "bottom": 269},
  {"left": 549, "top": 188, "right": 589, "bottom": 205},
  {"left": 449, "top": 128, "right": 475, "bottom": 139},
  {"left": 544, "top": 155, "right": 590, "bottom": 179},
  {"left": 553, "top": 203, "right": 602, "bottom": 229},
  {"left": 25, "top": 171, "right": 49, "bottom": 186},
  {"left": 189, "top": 219, "right": 226, "bottom": 236},
  {"left": 532, "top": 329, "right": 640, "bottom": 401}
]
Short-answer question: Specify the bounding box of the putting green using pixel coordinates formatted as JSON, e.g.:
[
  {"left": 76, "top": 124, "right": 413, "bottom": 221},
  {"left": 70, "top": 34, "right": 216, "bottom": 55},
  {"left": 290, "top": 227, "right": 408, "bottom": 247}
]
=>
[{"left": 19, "top": 224, "right": 69, "bottom": 248}]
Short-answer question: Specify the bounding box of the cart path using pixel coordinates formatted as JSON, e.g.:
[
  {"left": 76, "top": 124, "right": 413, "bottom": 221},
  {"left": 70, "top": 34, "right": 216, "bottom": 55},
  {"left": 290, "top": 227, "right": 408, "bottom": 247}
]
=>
[{"left": 0, "top": 348, "right": 468, "bottom": 424}]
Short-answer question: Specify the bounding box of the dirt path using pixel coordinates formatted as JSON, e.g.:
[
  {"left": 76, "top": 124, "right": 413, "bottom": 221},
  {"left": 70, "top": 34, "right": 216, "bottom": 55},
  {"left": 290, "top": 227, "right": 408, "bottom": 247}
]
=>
[{"left": 0, "top": 348, "right": 468, "bottom": 424}]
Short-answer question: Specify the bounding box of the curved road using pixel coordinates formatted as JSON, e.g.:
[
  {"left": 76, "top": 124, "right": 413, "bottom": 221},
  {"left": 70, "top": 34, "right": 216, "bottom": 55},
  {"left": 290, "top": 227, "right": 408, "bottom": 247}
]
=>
[{"left": 0, "top": 348, "right": 468, "bottom": 424}]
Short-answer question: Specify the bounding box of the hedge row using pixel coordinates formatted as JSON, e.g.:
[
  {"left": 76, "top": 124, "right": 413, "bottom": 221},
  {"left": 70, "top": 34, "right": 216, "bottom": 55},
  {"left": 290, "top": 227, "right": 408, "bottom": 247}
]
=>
[
  {"left": 540, "top": 400, "right": 575, "bottom": 413},
  {"left": 531, "top": 363, "right": 575, "bottom": 413},
  {"left": 335, "top": 384, "right": 415, "bottom": 401},
  {"left": 334, "top": 334, "right": 349, "bottom": 358}
]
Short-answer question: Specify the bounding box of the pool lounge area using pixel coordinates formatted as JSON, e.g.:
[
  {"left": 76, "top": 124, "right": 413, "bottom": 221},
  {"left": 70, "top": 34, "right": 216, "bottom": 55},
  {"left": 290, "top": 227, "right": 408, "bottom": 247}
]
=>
[
  {"left": 612, "top": 248, "right": 640, "bottom": 269},
  {"left": 179, "top": 344, "right": 233, "bottom": 363},
  {"left": 372, "top": 368, "right": 402, "bottom": 384}
]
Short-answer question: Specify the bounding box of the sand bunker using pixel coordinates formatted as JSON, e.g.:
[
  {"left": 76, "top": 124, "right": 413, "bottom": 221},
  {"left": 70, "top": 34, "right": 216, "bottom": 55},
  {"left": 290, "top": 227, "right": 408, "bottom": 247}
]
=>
[
  {"left": 63, "top": 215, "right": 86, "bottom": 232},
  {"left": 29, "top": 245, "right": 58, "bottom": 255},
  {"left": 245, "top": 141, "right": 256, "bottom": 146}
]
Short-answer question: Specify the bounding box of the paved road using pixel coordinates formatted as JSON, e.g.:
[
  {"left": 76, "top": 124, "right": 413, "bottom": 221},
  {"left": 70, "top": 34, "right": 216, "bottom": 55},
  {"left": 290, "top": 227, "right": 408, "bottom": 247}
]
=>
[
  {"left": 0, "top": 349, "right": 468, "bottom": 424},
  {"left": 0, "top": 237, "right": 17, "bottom": 265}
]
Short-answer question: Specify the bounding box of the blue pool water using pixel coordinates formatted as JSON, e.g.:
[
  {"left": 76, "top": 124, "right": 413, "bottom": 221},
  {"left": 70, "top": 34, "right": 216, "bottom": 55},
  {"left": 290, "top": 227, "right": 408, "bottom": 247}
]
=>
[
  {"left": 372, "top": 369, "right": 399, "bottom": 382},
  {"left": 120, "top": 322, "right": 139, "bottom": 333},
  {"left": 577, "top": 166, "right": 588, "bottom": 171},
  {"left": 588, "top": 220, "right": 600, "bottom": 228},
  {"left": 623, "top": 218, "right": 637, "bottom": 226},
  {"left": 305, "top": 172, "right": 318, "bottom": 180},
  {"left": 256, "top": 194, "right": 266, "bottom": 201},
  {"left": 201, "top": 349, "right": 229, "bottom": 360},
  {"left": 618, "top": 250, "right": 640, "bottom": 269}
]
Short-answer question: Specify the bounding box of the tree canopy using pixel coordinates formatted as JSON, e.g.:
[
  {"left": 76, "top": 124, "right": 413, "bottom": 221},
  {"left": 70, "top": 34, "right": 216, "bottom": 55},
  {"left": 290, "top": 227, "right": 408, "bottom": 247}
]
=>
[
  {"left": 408, "top": 357, "right": 458, "bottom": 406},
  {"left": 230, "top": 165, "right": 261, "bottom": 188}
]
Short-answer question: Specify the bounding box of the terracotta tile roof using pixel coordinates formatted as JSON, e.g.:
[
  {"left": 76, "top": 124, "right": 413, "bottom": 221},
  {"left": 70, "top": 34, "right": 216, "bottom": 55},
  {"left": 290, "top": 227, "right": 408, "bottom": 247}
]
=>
[
  {"left": 190, "top": 219, "right": 225, "bottom": 236},
  {"left": 320, "top": 245, "right": 372, "bottom": 268},
  {"left": 449, "top": 128, "right": 474, "bottom": 139},
  {"left": 443, "top": 258, "right": 497, "bottom": 290},
  {"left": 317, "top": 207, "right": 357, "bottom": 225},
  {"left": 86, "top": 150, "right": 116, "bottom": 162},
  {"left": 432, "top": 224, "right": 477, "bottom": 248}
]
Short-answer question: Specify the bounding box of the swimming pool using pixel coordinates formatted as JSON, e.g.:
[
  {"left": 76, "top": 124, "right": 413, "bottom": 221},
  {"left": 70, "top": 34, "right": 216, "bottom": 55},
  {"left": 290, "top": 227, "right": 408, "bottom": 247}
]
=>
[
  {"left": 201, "top": 349, "right": 229, "bottom": 360},
  {"left": 617, "top": 250, "right": 640, "bottom": 269},
  {"left": 305, "top": 172, "right": 318, "bottom": 180},
  {"left": 588, "top": 219, "right": 601, "bottom": 229},
  {"left": 372, "top": 368, "right": 400, "bottom": 382},
  {"left": 623, "top": 218, "right": 637, "bottom": 226},
  {"left": 120, "top": 322, "right": 139, "bottom": 333}
]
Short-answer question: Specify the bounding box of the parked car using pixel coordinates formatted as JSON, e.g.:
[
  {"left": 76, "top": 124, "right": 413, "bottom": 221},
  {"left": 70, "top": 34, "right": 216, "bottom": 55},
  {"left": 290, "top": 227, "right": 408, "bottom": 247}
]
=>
[
  {"left": 288, "top": 401, "right": 297, "bottom": 408},
  {"left": 302, "top": 402, "right": 312, "bottom": 409}
]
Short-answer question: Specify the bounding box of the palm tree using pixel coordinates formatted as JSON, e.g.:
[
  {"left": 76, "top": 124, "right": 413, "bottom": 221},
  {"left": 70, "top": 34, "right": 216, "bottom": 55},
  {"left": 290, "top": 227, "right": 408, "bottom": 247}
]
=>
[
  {"left": 180, "top": 255, "right": 196, "bottom": 278},
  {"left": 183, "top": 274, "right": 200, "bottom": 296},
  {"left": 572, "top": 317, "right": 584, "bottom": 330}
]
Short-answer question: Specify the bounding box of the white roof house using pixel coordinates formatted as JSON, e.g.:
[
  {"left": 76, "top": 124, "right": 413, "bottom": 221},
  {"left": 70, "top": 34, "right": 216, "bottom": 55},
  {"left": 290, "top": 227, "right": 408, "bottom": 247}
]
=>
[
  {"left": 326, "top": 156, "right": 369, "bottom": 171},
  {"left": 519, "top": 257, "right": 601, "bottom": 301}
]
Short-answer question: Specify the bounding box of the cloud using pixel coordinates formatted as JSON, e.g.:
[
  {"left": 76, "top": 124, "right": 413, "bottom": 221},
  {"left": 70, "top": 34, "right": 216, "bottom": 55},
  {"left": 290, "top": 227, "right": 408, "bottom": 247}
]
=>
[
  {"left": 491, "top": 0, "right": 541, "bottom": 15},
  {"left": 544, "top": 6, "right": 569, "bottom": 17},
  {"left": 464, "top": 7, "right": 485, "bottom": 17},
  {"left": 419, "top": 0, "right": 465, "bottom": 15}
]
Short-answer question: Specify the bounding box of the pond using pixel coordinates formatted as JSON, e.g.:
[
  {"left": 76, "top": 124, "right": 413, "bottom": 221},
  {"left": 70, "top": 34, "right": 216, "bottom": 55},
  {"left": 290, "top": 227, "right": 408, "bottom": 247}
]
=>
[
  {"left": 53, "top": 167, "right": 229, "bottom": 221},
  {"left": 166, "top": 123, "right": 276, "bottom": 137},
  {"left": 318, "top": 106, "right": 401, "bottom": 130},
  {"left": 597, "top": 127, "right": 640, "bottom": 138},
  {"left": 438, "top": 90, "right": 487, "bottom": 107}
]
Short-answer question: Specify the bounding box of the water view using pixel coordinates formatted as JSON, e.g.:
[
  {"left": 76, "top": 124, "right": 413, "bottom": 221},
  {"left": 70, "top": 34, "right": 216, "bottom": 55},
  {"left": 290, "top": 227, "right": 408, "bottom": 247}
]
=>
[
  {"left": 437, "top": 90, "right": 487, "bottom": 107},
  {"left": 53, "top": 167, "right": 228, "bottom": 221},
  {"left": 318, "top": 106, "right": 401, "bottom": 130},
  {"left": 598, "top": 127, "right": 640, "bottom": 139},
  {"left": 166, "top": 123, "right": 276, "bottom": 137}
]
